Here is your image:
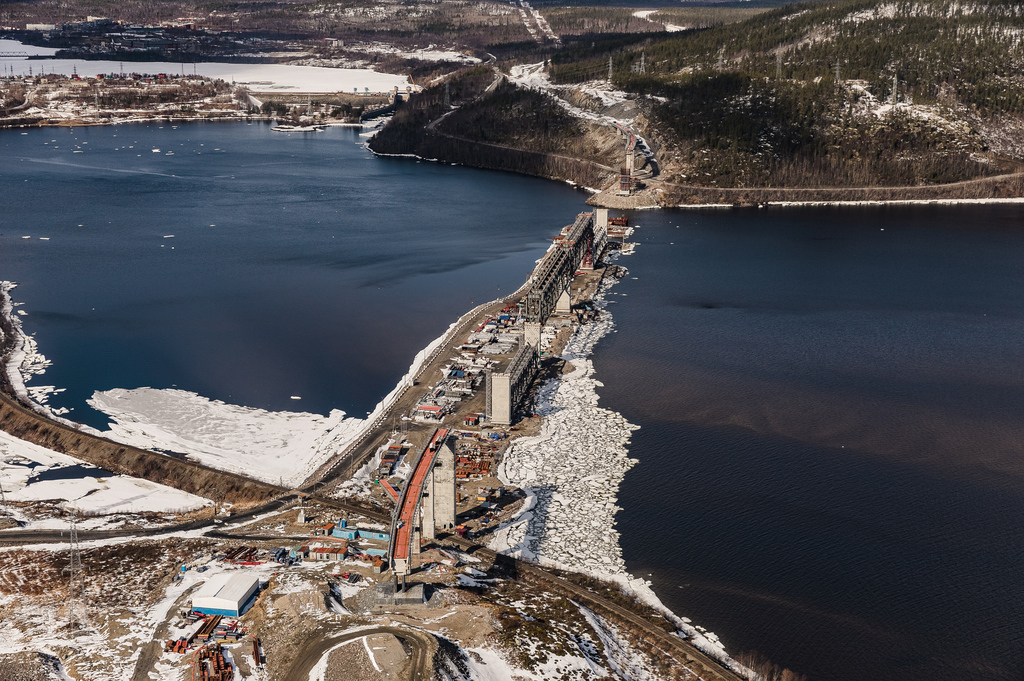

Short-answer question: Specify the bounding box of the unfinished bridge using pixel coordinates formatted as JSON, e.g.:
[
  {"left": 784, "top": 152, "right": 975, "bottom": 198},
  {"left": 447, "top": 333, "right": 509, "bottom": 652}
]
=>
[
  {"left": 487, "top": 209, "right": 609, "bottom": 425},
  {"left": 387, "top": 428, "right": 456, "bottom": 589}
]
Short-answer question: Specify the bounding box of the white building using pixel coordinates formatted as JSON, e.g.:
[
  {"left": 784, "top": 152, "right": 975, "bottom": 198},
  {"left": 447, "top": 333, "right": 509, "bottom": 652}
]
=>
[{"left": 191, "top": 573, "right": 260, "bottom": 617}]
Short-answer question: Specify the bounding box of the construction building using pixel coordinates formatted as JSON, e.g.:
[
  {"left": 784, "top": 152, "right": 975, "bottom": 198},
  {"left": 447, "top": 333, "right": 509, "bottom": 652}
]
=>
[
  {"left": 191, "top": 573, "right": 260, "bottom": 617},
  {"left": 485, "top": 340, "right": 539, "bottom": 426}
]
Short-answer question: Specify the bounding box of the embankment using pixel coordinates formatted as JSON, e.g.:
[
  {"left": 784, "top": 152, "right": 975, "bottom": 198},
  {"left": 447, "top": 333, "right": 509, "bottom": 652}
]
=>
[{"left": 655, "top": 170, "right": 1024, "bottom": 206}]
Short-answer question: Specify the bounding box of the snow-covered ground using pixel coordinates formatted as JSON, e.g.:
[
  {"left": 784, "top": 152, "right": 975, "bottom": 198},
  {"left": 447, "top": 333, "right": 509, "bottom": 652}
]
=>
[
  {"left": 633, "top": 9, "right": 688, "bottom": 32},
  {"left": 507, "top": 62, "right": 653, "bottom": 160},
  {"left": 0, "top": 38, "right": 58, "bottom": 56},
  {"left": 344, "top": 43, "right": 481, "bottom": 64},
  {"left": 0, "top": 43, "right": 409, "bottom": 93},
  {"left": 0, "top": 430, "right": 209, "bottom": 527}
]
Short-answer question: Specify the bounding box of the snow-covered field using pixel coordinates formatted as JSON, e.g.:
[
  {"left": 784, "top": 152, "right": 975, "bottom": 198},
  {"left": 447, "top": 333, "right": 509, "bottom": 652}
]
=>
[
  {"left": 0, "top": 430, "right": 209, "bottom": 527},
  {"left": 0, "top": 41, "right": 409, "bottom": 93},
  {"left": 343, "top": 43, "right": 481, "bottom": 64},
  {"left": 633, "top": 9, "right": 688, "bottom": 32}
]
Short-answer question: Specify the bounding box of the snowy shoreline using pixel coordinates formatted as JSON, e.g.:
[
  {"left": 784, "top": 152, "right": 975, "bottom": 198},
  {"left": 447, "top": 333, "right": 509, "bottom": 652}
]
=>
[{"left": 672, "top": 196, "right": 1024, "bottom": 209}]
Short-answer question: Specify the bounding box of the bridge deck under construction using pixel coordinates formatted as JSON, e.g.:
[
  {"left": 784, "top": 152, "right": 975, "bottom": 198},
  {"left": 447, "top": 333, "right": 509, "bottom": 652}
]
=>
[{"left": 391, "top": 428, "right": 449, "bottom": 562}]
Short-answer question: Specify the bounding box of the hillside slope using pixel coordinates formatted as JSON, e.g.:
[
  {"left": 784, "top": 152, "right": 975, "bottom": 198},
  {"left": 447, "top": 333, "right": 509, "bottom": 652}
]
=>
[{"left": 546, "top": 0, "right": 1024, "bottom": 190}]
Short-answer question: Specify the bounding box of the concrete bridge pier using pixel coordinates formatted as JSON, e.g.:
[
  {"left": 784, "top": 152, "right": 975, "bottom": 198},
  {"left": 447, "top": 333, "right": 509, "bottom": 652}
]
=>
[
  {"left": 555, "top": 287, "right": 571, "bottom": 314},
  {"left": 524, "top": 321, "right": 542, "bottom": 349}
]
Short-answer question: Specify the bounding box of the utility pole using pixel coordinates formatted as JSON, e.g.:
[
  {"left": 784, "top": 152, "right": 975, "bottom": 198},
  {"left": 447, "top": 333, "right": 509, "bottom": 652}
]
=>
[
  {"left": 63, "top": 511, "right": 87, "bottom": 635},
  {"left": 0, "top": 446, "right": 8, "bottom": 519}
]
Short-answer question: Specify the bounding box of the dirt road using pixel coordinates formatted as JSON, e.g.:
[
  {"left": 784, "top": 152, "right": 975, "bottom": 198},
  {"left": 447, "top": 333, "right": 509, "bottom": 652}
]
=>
[{"left": 282, "top": 626, "right": 434, "bottom": 681}]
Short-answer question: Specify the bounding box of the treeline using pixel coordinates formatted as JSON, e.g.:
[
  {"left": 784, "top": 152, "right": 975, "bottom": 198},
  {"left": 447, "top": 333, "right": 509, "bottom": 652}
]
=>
[
  {"left": 639, "top": 70, "right": 1000, "bottom": 187},
  {"left": 555, "top": 0, "right": 1024, "bottom": 116},
  {"left": 369, "top": 66, "right": 497, "bottom": 156}
]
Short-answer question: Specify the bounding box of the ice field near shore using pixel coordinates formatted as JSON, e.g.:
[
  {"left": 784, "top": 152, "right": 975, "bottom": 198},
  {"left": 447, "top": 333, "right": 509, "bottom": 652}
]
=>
[
  {"left": 489, "top": 254, "right": 746, "bottom": 673},
  {"left": 88, "top": 387, "right": 363, "bottom": 487},
  {"left": 492, "top": 269, "right": 639, "bottom": 576}
]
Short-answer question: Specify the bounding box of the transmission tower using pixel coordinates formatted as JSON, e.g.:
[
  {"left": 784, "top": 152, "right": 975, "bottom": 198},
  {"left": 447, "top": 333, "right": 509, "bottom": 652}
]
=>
[
  {"left": 891, "top": 73, "right": 898, "bottom": 104},
  {"left": 444, "top": 79, "right": 450, "bottom": 108},
  {"left": 63, "top": 511, "right": 87, "bottom": 635},
  {"left": 717, "top": 47, "right": 725, "bottom": 72},
  {"left": 776, "top": 49, "right": 783, "bottom": 81},
  {"left": 834, "top": 60, "right": 840, "bottom": 83},
  {"left": 640, "top": 52, "right": 646, "bottom": 75},
  {"left": 608, "top": 56, "right": 613, "bottom": 81}
]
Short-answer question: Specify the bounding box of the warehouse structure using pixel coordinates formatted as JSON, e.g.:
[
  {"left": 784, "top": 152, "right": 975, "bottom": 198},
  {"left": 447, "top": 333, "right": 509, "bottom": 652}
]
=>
[{"left": 191, "top": 573, "right": 261, "bottom": 617}]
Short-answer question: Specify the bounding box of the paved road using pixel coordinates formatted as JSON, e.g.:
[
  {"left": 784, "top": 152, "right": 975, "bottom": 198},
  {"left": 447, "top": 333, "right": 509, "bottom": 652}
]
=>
[
  {"left": 0, "top": 496, "right": 296, "bottom": 546},
  {"left": 0, "top": 495, "right": 383, "bottom": 547},
  {"left": 281, "top": 626, "right": 434, "bottom": 681}
]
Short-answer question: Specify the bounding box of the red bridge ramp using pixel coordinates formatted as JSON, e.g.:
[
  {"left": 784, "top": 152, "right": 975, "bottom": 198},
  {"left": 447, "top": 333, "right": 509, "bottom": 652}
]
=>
[{"left": 389, "top": 428, "right": 449, "bottom": 574}]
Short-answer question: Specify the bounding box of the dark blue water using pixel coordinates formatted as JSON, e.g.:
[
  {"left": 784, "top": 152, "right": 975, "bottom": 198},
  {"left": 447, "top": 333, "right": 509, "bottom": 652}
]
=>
[
  {"left": 29, "top": 463, "right": 113, "bottom": 482},
  {"left": 0, "top": 122, "right": 585, "bottom": 427},
  {"left": 598, "top": 207, "right": 1024, "bottom": 681}
]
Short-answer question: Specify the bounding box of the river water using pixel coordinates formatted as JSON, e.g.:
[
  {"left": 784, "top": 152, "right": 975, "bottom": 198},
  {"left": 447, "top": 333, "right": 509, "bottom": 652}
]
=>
[
  {"left": 2, "top": 123, "right": 1023, "bottom": 680},
  {"left": 602, "top": 206, "right": 1024, "bottom": 681},
  {"left": 0, "top": 123, "right": 579, "bottom": 425}
]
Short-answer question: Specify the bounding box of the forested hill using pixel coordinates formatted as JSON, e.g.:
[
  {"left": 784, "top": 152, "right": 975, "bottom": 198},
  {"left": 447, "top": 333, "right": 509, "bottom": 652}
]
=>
[{"left": 550, "top": 0, "right": 1024, "bottom": 189}]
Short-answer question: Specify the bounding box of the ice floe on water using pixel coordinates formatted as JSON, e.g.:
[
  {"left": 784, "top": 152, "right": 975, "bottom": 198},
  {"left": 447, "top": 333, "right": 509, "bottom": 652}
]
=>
[
  {"left": 488, "top": 253, "right": 749, "bottom": 674},
  {"left": 1, "top": 282, "right": 58, "bottom": 415},
  {"left": 492, "top": 260, "right": 637, "bottom": 577}
]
